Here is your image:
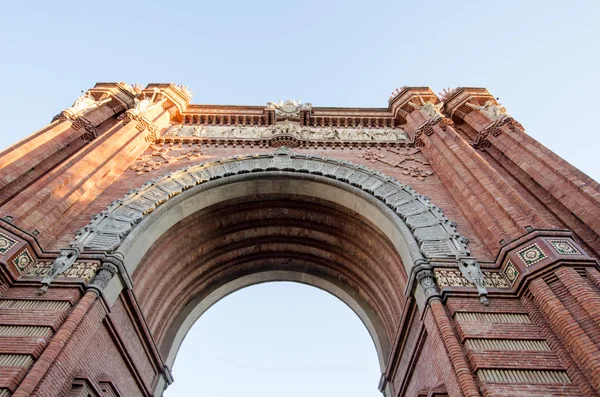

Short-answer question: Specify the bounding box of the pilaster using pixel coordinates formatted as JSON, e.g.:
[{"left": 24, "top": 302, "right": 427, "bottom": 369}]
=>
[
  {"left": 395, "top": 87, "right": 549, "bottom": 254},
  {"left": 0, "top": 84, "right": 181, "bottom": 249},
  {"left": 446, "top": 87, "right": 600, "bottom": 257},
  {"left": 0, "top": 83, "right": 136, "bottom": 208}
]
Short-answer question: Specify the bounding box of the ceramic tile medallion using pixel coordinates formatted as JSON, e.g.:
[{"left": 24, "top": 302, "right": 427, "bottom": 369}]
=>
[
  {"left": 12, "top": 248, "right": 33, "bottom": 273},
  {"left": 0, "top": 232, "right": 16, "bottom": 255},
  {"left": 503, "top": 260, "right": 519, "bottom": 286},
  {"left": 517, "top": 243, "right": 547, "bottom": 267},
  {"left": 547, "top": 239, "right": 581, "bottom": 256}
]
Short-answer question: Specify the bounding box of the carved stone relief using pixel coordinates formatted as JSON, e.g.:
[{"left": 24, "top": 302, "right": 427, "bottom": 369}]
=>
[
  {"left": 266, "top": 100, "right": 311, "bottom": 117},
  {"left": 166, "top": 121, "right": 408, "bottom": 142},
  {"left": 130, "top": 144, "right": 205, "bottom": 174},
  {"left": 357, "top": 148, "right": 434, "bottom": 181}
]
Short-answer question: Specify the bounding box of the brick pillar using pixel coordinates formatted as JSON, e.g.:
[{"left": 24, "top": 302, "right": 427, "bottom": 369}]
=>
[
  {"left": 390, "top": 88, "right": 549, "bottom": 253},
  {"left": 445, "top": 87, "right": 600, "bottom": 256},
  {"left": 12, "top": 290, "right": 99, "bottom": 397},
  {"left": 0, "top": 84, "right": 190, "bottom": 248},
  {"left": 0, "top": 83, "right": 136, "bottom": 208},
  {"left": 529, "top": 278, "right": 600, "bottom": 391}
]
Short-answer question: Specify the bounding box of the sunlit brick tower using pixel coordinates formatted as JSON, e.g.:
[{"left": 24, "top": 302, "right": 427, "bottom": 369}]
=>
[{"left": 0, "top": 83, "right": 598, "bottom": 397}]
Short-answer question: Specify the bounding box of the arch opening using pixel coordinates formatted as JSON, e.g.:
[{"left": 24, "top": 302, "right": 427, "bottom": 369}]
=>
[
  {"left": 164, "top": 282, "right": 384, "bottom": 397},
  {"left": 131, "top": 191, "right": 409, "bottom": 377}
]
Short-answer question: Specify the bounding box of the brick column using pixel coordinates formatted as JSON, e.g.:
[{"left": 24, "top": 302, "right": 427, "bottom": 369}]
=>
[
  {"left": 0, "top": 83, "right": 135, "bottom": 207},
  {"left": 12, "top": 290, "right": 99, "bottom": 397},
  {"left": 445, "top": 87, "right": 600, "bottom": 256},
  {"left": 528, "top": 277, "right": 600, "bottom": 391},
  {"left": 390, "top": 88, "right": 549, "bottom": 253},
  {"left": 0, "top": 84, "right": 190, "bottom": 248}
]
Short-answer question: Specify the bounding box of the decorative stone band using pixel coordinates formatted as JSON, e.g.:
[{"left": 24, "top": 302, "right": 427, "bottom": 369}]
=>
[
  {"left": 46, "top": 149, "right": 476, "bottom": 291},
  {"left": 435, "top": 269, "right": 511, "bottom": 290}
]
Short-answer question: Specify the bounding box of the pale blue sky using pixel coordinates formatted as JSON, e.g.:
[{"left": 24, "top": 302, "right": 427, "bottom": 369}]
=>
[{"left": 1, "top": 1, "right": 599, "bottom": 396}]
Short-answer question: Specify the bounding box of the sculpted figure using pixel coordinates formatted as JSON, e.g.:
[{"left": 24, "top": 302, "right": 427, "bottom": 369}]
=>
[
  {"left": 131, "top": 88, "right": 162, "bottom": 117},
  {"left": 261, "top": 126, "right": 275, "bottom": 138},
  {"left": 465, "top": 99, "right": 507, "bottom": 121},
  {"left": 299, "top": 126, "right": 313, "bottom": 139},
  {"left": 408, "top": 95, "right": 444, "bottom": 119},
  {"left": 65, "top": 92, "right": 110, "bottom": 117},
  {"left": 167, "top": 124, "right": 183, "bottom": 136},
  {"left": 322, "top": 127, "right": 340, "bottom": 139},
  {"left": 354, "top": 124, "right": 373, "bottom": 140},
  {"left": 192, "top": 125, "right": 208, "bottom": 137}
]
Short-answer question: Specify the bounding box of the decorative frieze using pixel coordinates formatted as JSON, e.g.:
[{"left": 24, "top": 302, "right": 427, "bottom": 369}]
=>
[
  {"left": 454, "top": 312, "right": 531, "bottom": 324},
  {"left": 23, "top": 261, "right": 99, "bottom": 282},
  {"left": 502, "top": 260, "right": 519, "bottom": 286},
  {"left": 0, "top": 300, "right": 71, "bottom": 311},
  {"left": 434, "top": 269, "right": 510, "bottom": 289},
  {"left": 465, "top": 339, "right": 550, "bottom": 352},
  {"left": 166, "top": 121, "right": 408, "bottom": 142},
  {"left": 547, "top": 239, "right": 581, "bottom": 256},
  {"left": 0, "top": 325, "right": 53, "bottom": 338},
  {"left": 0, "top": 354, "right": 34, "bottom": 368}
]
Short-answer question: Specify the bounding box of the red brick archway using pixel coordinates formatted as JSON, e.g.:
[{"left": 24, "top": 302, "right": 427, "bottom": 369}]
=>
[{"left": 0, "top": 84, "right": 599, "bottom": 397}]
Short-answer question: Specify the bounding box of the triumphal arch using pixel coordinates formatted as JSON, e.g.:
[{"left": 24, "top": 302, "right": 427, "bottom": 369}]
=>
[{"left": 0, "top": 83, "right": 599, "bottom": 396}]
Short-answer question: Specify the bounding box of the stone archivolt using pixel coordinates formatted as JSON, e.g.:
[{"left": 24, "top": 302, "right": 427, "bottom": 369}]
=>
[{"left": 69, "top": 150, "right": 470, "bottom": 262}]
